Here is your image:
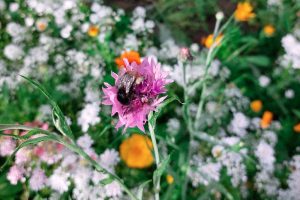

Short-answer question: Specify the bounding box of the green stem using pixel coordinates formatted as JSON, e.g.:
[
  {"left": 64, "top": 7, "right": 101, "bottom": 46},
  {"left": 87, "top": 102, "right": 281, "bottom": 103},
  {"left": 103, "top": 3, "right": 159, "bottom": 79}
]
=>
[{"left": 148, "top": 118, "right": 161, "bottom": 200}]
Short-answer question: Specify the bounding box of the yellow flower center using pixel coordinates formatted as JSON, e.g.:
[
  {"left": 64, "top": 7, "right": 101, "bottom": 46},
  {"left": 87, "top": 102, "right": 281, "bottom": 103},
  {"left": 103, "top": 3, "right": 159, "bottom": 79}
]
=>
[{"left": 88, "top": 25, "right": 99, "bottom": 37}]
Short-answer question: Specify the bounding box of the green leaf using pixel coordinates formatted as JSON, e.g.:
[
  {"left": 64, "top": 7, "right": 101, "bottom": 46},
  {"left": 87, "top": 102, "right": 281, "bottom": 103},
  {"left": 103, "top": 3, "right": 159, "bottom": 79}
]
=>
[
  {"left": 21, "top": 75, "right": 74, "bottom": 140},
  {"left": 242, "top": 56, "right": 271, "bottom": 67},
  {"left": 99, "top": 177, "right": 114, "bottom": 185},
  {"left": 137, "top": 180, "right": 151, "bottom": 200},
  {"left": 153, "top": 155, "right": 170, "bottom": 185}
]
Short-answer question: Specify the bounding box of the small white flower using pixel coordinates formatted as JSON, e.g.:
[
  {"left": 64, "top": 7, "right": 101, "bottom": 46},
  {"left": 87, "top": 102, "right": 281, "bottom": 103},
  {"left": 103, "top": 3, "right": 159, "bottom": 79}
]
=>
[
  {"left": 259, "top": 75, "right": 271, "bottom": 87},
  {"left": 77, "top": 134, "right": 94, "bottom": 149},
  {"left": 285, "top": 89, "right": 294, "bottom": 99},
  {"left": 4, "top": 44, "right": 24, "bottom": 60}
]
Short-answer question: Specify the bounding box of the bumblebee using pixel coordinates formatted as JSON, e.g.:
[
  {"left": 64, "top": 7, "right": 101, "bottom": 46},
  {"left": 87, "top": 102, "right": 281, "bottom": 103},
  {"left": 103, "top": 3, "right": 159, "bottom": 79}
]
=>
[{"left": 116, "top": 72, "right": 143, "bottom": 105}]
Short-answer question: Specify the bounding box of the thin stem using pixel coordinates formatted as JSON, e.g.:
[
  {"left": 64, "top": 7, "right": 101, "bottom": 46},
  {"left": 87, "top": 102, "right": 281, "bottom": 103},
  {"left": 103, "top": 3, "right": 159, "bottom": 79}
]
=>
[{"left": 148, "top": 119, "right": 160, "bottom": 200}]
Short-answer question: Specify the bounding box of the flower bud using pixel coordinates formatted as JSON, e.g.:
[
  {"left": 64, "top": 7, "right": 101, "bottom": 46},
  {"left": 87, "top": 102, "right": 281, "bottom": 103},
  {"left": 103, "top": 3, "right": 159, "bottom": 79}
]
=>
[
  {"left": 216, "top": 11, "right": 224, "bottom": 21},
  {"left": 179, "top": 47, "right": 193, "bottom": 61}
]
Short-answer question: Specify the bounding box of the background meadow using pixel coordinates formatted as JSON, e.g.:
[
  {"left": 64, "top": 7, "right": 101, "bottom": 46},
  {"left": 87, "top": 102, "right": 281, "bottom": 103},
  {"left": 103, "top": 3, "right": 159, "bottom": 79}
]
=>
[{"left": 0, "top": 0, "right": 300, "bottom": 199}]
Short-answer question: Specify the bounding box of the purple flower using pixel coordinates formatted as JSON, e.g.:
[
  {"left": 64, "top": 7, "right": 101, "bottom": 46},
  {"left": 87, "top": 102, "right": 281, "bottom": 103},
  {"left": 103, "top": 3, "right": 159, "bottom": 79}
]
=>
[{"left": 103, "top": 57, "right": 172, "bottom": 132}]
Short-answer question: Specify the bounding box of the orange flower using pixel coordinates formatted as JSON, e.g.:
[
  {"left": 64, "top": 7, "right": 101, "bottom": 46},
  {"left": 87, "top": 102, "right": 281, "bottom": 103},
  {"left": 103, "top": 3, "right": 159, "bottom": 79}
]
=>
[
  {"left": 119, "top": 133, "right": 154, "bottom": 169},
  {"left": 115, "top": 51, "right": 141, "bottom": 68},
  {"left": 260, "top": 111, "right": 273, "bottom": 129},
  {"left": 293, "top": 123, "right": 300, "bottom": 133},
  {"left": 36, "top": 20, "right": 47, "bottom": 32},
  {"left": 202, "top": 34, "right": 223, "bottom": 48},
  {"left": 263, "top": 25, "right": 275, "bottom": 37},
  {"left": 250, "top": 100, "right": 262, "bottom": 113},
  {"left": 166, "top": 174, "right": 174, "bottom": 184},
  {"left": 234, "top": 2, "right": 256, "bottom": 22},
  {"left": 88, "top": 25, "right": 99, "bottom": 37}
]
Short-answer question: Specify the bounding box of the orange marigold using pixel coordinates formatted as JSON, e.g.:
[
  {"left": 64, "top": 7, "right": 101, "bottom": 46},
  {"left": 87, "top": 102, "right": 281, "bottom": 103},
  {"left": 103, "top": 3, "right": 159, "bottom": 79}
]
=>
[
  {"left": 88, "top": 25, "right": 99, "bottom": 37},
  {"left": 293, "top": 123, "right": 300, "bottom": 133},
  {"left": 202, "top": 34, "right": 223, "bottom": 48},
  {"left": 263, "top": 25, "right": 275, "bottom": 37},
  {"left": 119, "top": 133, "right": 154, "bottom": 169},
  {"left": 115, "top": 51, "right": 141, "bottom": 68},
  {"left": 234, "top": 2, "right": 256, "bottom": 22},
  {"left": 166, "top": 174, "right": 174, "bottom": 184},
  {"left": 250, "top": 100, "right": 263, "bottom": 113},
  {"left": 260, "top": 111, "right": 273, "bottom": 129}
]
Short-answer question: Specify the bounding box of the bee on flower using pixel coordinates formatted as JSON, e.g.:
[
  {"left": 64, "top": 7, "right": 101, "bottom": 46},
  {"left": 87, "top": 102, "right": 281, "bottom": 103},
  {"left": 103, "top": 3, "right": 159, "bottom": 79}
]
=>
[{"left": 103, "top": 54, "right": 172, "bottom": 131}]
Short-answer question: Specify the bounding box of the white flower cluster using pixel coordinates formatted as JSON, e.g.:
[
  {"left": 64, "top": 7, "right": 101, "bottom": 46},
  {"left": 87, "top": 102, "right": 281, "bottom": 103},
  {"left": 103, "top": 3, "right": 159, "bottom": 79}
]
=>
[
  {"left": 281, "top": 32, "right": 300, "bottom": 69},
  {"left": 2, "top": 132, "right": 122, "bottom": 199},
  {"left": 278, "top": 155, "right": 300, "bottom": 200}
]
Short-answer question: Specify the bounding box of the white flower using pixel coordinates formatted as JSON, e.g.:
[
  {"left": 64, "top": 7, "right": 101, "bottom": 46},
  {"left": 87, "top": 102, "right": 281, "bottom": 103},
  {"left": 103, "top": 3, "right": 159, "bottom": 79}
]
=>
[
  {"left": 212, "top": 145, "right": 224, "bottom": 158},
  {"left": 60, "top": 25, "right": 73, "bottom": 38},
  {"left": 218, "top": 151, "right": 247, "bottom": 187},
  {"left": 133, "top": 7, "right": 146, "bottom": 18},
  {"left": 99, "top": 149, "right": 120, "bottom": 172},
  {"left": 268, "top": 0, "right": 281, "bottom": 6},
  {"left": 255, "top": 140, "right": 275, "bottom": 172},
  {"left": 48, "top": 168, "right": 70, "bottom": 194},
  {"left": 77, "top": 134, "right": 94, "bottom": 149},
  {"left": 4, "top": 44, "right": 24, "bottom": 60},
  {"left": 190, "top": 43, "right": 199, "bottom": 52},
  {"left": 259, "top": 75, "right": 271, "bottom": 87},
  {"left": 228, "top": 112, "right": 250, "bottom": 137},
  {"left": 255, "top": 170, "right": 279, "bottom": 196},
  {"left": 9, "top": 2, "right": 19, "bottom": 12},
  {"left": 29, "top": 168, "right": 47, "bottom": 191},
  {"left": 189, "top": 156, "right": 221, "bottom": 187},
  {"left": 77, "top": 102, "right": 101, "bottom": 132},
  {"left": 285, "top": 89, "right": 295, "bottom": 99},
  {"left": 281, "top": 34, "right": 300, "bottom": 69},
  {"left": 104, "top": 181, "right": 122, "bottom": 197},
  {"left": 6, "top": 22, "right": 25, "bottom": 38},
  {"left": 167, "top": 118, "right": 180, "bottom": 134}
]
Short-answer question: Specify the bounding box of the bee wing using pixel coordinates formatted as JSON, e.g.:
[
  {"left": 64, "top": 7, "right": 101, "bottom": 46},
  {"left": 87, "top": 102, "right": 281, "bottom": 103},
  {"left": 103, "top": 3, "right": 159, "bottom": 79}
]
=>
[{"left": 118, "top": 73, "right": 136, "bottom": 94}]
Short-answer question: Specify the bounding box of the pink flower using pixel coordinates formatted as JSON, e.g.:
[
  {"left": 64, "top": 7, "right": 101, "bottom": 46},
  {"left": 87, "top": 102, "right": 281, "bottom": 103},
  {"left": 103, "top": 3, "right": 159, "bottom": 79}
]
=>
[
  {"left": 102, "top": 57, "right": 172, "bottom": 131},
  {"left": 33, "top": 142, "right": 64, "bottom": 165},
  {"left": 0, "top": 137, "right": 16, "bottom": 156},
  {"left": 29, "top": 168, "right": 47, "bottom": 191},
  {"left": 15, "top": 148, "right": 31, "bottom": 165},
  {"left": 7, "top": 165, "right": 25, "bottom": 185}
]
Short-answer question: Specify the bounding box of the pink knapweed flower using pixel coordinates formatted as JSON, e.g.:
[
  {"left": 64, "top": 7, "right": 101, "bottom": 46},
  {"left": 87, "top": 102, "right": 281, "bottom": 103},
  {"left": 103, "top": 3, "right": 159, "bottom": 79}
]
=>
[{"left": 102, "top": 57, "right": 172, "bottom": 131}]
